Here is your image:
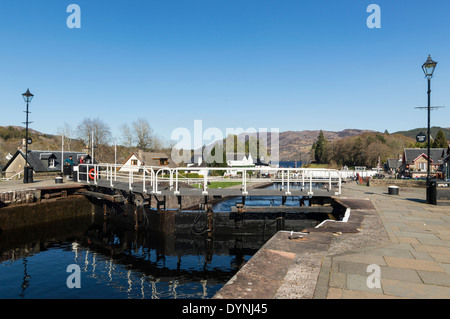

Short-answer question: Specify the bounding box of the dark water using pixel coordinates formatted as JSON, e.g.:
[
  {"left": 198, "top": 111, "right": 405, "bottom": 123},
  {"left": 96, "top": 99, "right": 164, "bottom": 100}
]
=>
[
  {"left": 0, "top": 184, "right": 323, "bottom": 299},
  {"left": 213, "top": 183, "right": 316, "bottom": 212},
  {"left": 0, "top": 213, "right": 259, "bottom": 299}
]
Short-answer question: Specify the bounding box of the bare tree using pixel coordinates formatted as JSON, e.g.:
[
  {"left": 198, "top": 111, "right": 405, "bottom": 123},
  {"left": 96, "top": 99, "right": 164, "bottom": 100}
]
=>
[
  {"left": 132, "top": 118, "right": 152, "bottom": 150},
  {"left": 76, "top": 118, "right": 112, "bottom": 161},
  {"left": 57, "top": 122, "right": 74, "bottom": 151},
  {"left": 120, "top": 123, "right": 135, "bottom": 147}
]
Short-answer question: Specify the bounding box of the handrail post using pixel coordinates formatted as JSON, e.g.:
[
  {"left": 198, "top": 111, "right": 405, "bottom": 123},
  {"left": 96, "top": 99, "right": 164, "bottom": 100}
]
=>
[
  {"left": 151, "top": 168, "right": 154, "bottom": 193},
  {"left": 338, "top": 171, "right": 342, "bottom": 195},
  {"left": 155, "top": 169, "right": 161, "bottom": 194},
  {"left": 169, "top": 169, "right": 174, "bottom": 191},
  {"left": 129, "top": 169, "right": 132, "bottom": 191},
  {"left": 309, "top": 170, "right": 313, "bottom": 195},
  {"left": 110, "top": 164, "right": 113, "bottom": 187},
  {"left": 202, "top": 168, "right": 208, "bottom": 195},
  {"left": 242, "top": 168, "right": 248, "bottom": 195},
  {"left": 286, "top": 168, "right": 291, "bottom": 195},
  {"left": 302, "top": 169, "right": 305, "bottom": 189},
  {"left": 174, "top": 168, "right": 180, "bottom": 195},
  {"left": 143, "top": 166, "right": 146, "bottom": 193},
  {"left": 329, "top": 170, "right": 332, "bottom": 191}
]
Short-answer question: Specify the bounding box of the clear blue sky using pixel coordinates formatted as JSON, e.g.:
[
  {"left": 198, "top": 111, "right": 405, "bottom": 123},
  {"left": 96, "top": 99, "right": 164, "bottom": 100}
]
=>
[{"left": 0, "top": 0, "right": 449, "bottom": 146}]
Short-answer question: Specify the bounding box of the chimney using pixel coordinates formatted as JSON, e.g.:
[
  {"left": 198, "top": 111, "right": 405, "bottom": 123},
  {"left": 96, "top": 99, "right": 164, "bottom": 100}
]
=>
[
  {"left": 18, "top": 139, "right": 25, "bottom": 151},
  {"left": 138, "top": 150, "right": 144, "bottom": 164}
]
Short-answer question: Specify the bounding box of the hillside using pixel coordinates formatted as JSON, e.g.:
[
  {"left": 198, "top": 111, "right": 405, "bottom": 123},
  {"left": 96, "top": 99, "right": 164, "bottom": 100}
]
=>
[
  {"left": 275, "top": 129, "right": 376, "bottom": 161},
  {"left": 0, "top": 126, "right": 85, "bottom": 167},
  {"left": 197, "top": 128, "right": 377, "bottom": 162},
  {"left": 393, "top": 126, "right": 450, "bottom": 141},
  {"left": 0, "top": 126, "right": 170, "bottom": 168},
  {"left": 4, "top": 125, "right": 444, "bottom": 168}
]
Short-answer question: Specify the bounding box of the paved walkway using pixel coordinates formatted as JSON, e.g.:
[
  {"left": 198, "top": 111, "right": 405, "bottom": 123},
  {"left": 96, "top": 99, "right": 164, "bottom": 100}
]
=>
[
  {"left": 315, "top": 182, "right": 450, "bottom": 299},
  {"left": 0, "top": 178, "right": 80, "bottom": 191}
]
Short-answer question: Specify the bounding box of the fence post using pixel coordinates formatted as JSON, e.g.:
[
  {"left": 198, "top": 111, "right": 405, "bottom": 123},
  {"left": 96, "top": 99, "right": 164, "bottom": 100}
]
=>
[
  {"left": 143, "top": 167, "right": 146, "bottom": 193},
  {"left": 202, "top": 169, "right": 208, "bottom": 195},
  {"left": 329, "top": 170, "right": 332, "bottom": 191},
  {"left": 129, "top": 169, "right": 132, "bottom": 191},
  {"left": 286, "top": 168, "right": 291, "bottom": 195}
]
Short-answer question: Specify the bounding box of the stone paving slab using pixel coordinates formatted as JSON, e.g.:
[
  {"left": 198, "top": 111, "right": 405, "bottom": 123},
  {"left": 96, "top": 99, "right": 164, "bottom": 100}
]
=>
[
  {"left": 214, "top": 181, "right": 450, "bottom": 299},
  {"left": 315, "top": 182, "right": 450, "bottom": 299}
]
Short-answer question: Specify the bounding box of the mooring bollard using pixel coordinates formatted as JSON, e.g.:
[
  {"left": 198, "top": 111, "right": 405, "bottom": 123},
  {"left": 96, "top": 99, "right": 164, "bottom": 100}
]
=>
[{"left": 388, "top": 185, "right": 399, "bottom": 195}]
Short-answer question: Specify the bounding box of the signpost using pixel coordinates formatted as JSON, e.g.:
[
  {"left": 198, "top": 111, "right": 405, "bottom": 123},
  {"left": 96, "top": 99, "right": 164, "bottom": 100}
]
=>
[{"left": 416, "top": 132, "right": 427, "bottom": 143}]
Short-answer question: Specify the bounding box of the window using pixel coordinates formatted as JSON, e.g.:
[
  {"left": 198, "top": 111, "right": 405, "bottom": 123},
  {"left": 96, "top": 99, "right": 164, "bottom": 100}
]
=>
[
  {"left": 131, "top": 159, "right": 138, "bottom": 165},
  {"left": 49, "top": 158, "right": 55, "bottom": 168},
  {"left": 419, "top": 162, "right": 426, "bottom": 171},
  {"left": 159, "top": 159, "right": 168, "bottom": 165}
]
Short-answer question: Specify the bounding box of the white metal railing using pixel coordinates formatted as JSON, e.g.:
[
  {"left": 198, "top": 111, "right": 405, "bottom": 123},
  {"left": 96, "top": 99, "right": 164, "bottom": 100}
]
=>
[
  {"left": 0, "top": 170, "right": 23, "bottom": 181},
  {"left": 77, "top": 164, "right": 342, "bottom": 196}
]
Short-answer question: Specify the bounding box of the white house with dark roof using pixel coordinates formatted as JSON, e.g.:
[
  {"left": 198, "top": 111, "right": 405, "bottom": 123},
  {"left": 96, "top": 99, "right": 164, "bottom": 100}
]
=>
[
  {"left": 118, "top": 151, "right": 177, "bottom": 173},
  {"left": 1, "top": 150, "right": 90, "bottom": 179}
]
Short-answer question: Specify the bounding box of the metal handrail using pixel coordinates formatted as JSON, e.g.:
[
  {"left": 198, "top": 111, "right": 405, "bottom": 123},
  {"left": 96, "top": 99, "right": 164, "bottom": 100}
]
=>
[
  {"left": 1, "top": 170, "right": 23, "bottom": 181},
  {"left": 77, "top": 164, "right": 342, "bottom": 196}
]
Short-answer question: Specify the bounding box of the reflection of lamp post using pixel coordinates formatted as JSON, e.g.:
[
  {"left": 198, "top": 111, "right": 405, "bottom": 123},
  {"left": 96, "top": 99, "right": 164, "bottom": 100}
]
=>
[
  {"left": 22, "top": 89, "right": 34, "bottom": 183},
  {"left": 421, "top": 56, "right": 437, "bottom": 187}
]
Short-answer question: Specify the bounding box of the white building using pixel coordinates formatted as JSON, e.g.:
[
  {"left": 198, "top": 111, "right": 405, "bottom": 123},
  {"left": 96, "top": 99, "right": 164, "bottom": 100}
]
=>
[
  {"left": 119, "top": 151, "right": 176, "bottom": 173},
  {"left": 226, "top": 153, "right": 255, "bottom": 176}
]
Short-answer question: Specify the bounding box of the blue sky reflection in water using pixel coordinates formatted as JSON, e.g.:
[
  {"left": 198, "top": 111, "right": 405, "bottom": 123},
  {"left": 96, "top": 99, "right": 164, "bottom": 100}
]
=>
[
  {"left": 0, "top": 183, "right": 324, "bottom": 299},
  {"left": 0, "top": 218, "right": 253, "bottom": 299}
]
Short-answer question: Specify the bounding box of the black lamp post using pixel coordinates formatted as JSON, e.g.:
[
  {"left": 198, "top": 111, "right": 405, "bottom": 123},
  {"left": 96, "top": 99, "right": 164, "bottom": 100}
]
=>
[
  {"left": 22, "top": 89, "right": 34, "bottom": 183},
  {"left": 422, "top": 55, "right": 437, "bottom": 202}
]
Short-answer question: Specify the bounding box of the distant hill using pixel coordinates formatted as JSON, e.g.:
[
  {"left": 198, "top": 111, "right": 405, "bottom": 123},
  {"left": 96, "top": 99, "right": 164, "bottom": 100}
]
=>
[
  {"left": 0, "top": 126, "right": 83, "bottom": 166},
  {"left": 273, "top": 129, "right": 377, "bottom": 161},
  {"left": 393, "top": 126, "right": 450, "bottom": 141},
  {"left": 197, "top": 128, "right": 377, "bottom": 162}
]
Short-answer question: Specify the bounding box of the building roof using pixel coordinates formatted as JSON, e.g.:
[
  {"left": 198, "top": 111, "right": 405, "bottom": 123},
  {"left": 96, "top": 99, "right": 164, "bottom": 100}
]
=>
[
  {"left": 386, "top": 158, "right": 400, "bottom": 169},
  {"left": 124, "top": 151, "right": 177, "bottom": 168},
  {"left": 2, "top": 150, "right": 90, "bottom": 173},
  {"left": 403, "top": 148, "right": 446, "bottom": 164}
]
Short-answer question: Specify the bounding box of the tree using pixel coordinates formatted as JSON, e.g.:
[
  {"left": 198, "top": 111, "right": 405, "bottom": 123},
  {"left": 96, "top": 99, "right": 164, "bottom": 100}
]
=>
[
  {"left": 133, "top": 118, "right": 152, "bottom": 150},
  {"left": 312, "top": 130, "right": 330, "bottom": 164},
  {"left": 119, "top": 123, "right": 135, "bottom": 147},
  {"left": 120, "top": 118, "right": 165, "bottom": 151},
  {"left": 432, "top": 130, "right": 448, "bottom": 148},
  {"left": 57, "top": 122, "right": 75, "bottom": 151},
  {"left": 76, "top": 117, "right": 112, "bottom": 161}
]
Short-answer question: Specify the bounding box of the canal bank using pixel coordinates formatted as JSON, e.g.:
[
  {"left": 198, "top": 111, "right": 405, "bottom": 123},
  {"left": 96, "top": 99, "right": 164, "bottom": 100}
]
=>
[
  {"left": 0, "top": 179, "right": 92, "bottom": 231},
  {"left": 214, "top": 181, "right": 450, "bottom": 299},
  {"left": 0, "top": 179, "right": 299, "bottom": 299}
]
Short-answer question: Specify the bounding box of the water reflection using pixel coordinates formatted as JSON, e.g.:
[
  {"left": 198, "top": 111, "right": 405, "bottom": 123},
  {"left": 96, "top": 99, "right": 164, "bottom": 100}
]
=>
[
  {"left": 0, "top": 184, "right": 326, "bottom": 299},
  {"left": 0, "top": 208, "right": 266, "bottom": 299}
]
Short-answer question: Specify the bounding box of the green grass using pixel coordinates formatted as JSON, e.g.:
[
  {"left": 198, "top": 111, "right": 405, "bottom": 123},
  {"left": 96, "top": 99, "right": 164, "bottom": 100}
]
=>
[
  {"left": 191, "top": 181, "right": 242, "bottom": 189},
  {"left": 303, "top": 163, "right": 330, "bottom": 168}
]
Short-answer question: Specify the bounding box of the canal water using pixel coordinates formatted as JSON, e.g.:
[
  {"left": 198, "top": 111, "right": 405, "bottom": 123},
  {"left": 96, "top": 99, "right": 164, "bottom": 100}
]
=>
[{"left": 0, "top": 184, "right": 323, "bottom": 299}]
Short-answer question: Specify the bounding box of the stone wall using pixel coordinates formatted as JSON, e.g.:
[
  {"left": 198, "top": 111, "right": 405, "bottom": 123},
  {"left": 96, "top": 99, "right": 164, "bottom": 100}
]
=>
[
  {"left": 368, "top": 179, "right": 426, "bottom": 188},
  {"left": 0, "top": 195, "right": 94, "bottom": 231},
  {"left": 0, "top": 189, "right": 40, "bottom": 206}
]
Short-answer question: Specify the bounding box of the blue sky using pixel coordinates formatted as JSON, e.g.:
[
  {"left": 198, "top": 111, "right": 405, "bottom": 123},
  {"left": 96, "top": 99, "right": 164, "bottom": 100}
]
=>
[{"left": 0, "top": 0, "right": 449, "bottom": 146}]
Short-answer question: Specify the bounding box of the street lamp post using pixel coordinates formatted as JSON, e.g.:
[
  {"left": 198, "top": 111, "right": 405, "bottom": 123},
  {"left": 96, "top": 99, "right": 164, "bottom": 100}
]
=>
[
  {"left": 422, "top": 55, "right": 437, "bottom": 202},
  {"left": 22, "top": 89, "right": 34, "bottom": 183}
]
